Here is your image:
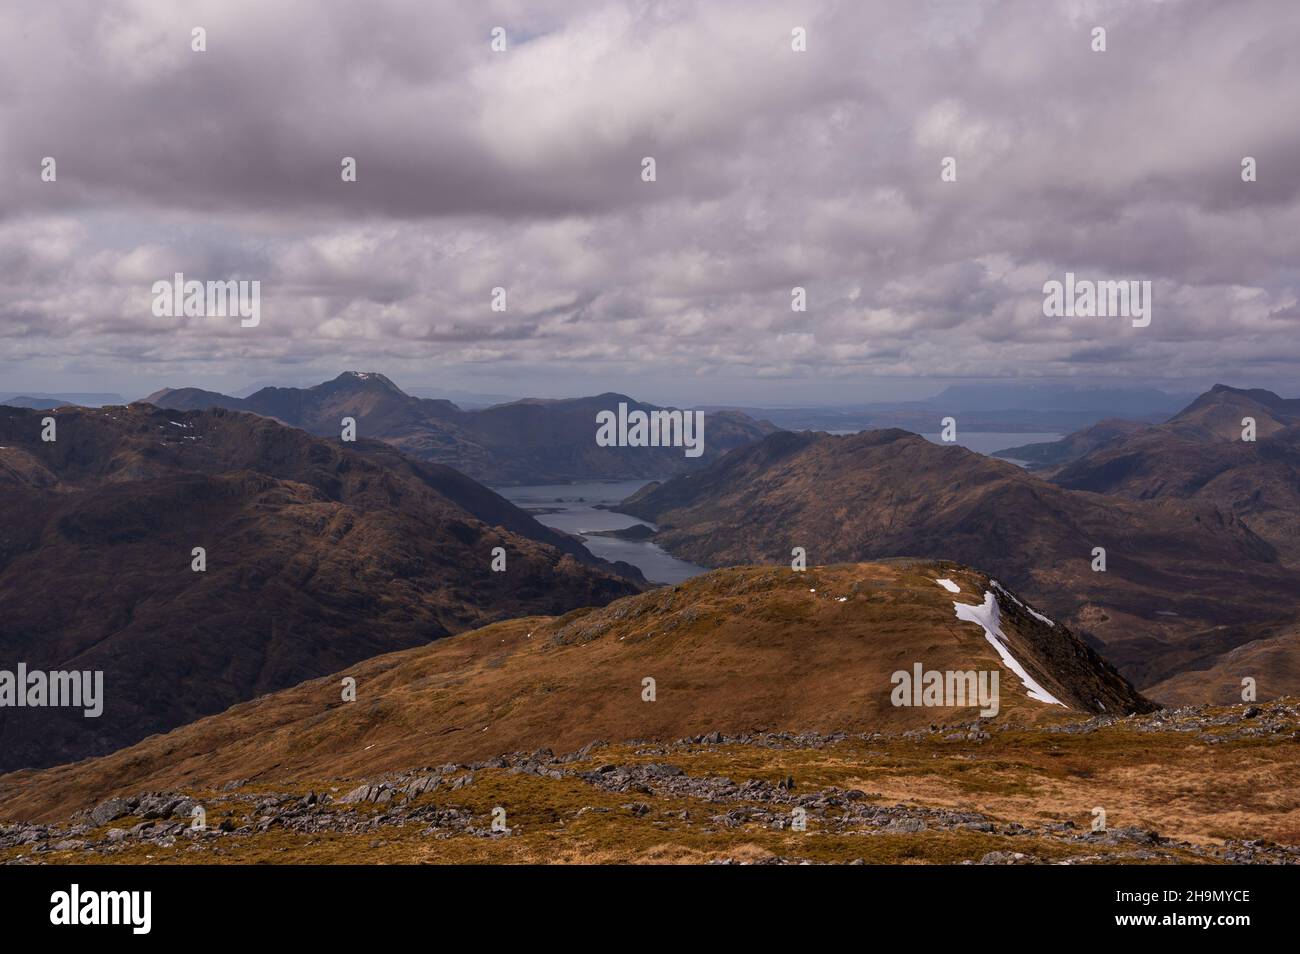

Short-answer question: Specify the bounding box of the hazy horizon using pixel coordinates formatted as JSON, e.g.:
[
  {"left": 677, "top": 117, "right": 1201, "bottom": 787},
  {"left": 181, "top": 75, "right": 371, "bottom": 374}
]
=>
[{"left": 0, "top": 370, "right": 1236, "bottom": 412}]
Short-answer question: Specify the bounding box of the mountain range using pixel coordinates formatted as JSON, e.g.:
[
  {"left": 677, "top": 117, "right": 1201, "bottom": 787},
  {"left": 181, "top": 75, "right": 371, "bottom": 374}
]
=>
[
  {"left": 0, "top": 403, "right": 641, "bottom": 772},
  {"left": 618, "top": 398, "right": 1300, "bottom": 695},
  {"left": 1, "top": 378, "right": 1297, "bottom": 865},
  {"left": 700, "top": 384, "right": 1191, "bottom": 435},
  {"left": 145, "top": 372, "right": 777, "bottom": 485},
  {"left": 1044, "top": 386, "right": 1300, "bottom": 563}
]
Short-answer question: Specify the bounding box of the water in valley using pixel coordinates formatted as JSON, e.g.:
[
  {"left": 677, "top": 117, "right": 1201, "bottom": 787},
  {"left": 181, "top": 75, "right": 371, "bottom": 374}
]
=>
[{"left": 494, "top": 480, "right": 709, "bottom": 584}]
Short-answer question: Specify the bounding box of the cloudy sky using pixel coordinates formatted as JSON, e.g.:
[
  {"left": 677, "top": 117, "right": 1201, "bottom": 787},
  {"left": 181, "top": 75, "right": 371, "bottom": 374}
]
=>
[{"left": 1, "top": 0, "right": 1297, "bottom": 405}]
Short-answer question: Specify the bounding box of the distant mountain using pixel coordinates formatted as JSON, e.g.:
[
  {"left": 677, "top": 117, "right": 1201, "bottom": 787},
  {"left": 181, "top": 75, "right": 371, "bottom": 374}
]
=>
[
  {"left": 618, "top": 429, "right": 1300, "bottom": 691},
  {"left": 0, "top": 561, "right": 1151, "bottom": 823},
  {"left": 1161, "top": 384, "right": 1300, "bottom": 441},
  {"left": 1, "top": 393, "right": 125, "bottom": 409},
  {"left": 145, "top": 372, "right": 777, "bottom": 484},
  {"left": 0, "top": 397, "right": 67, "bottom": 410},
  {"left": 0, "top": 403, "right": 642, "bottom": 772},
  {"left": 1049, "top": 385, "right": 1300, "bottom": 563},
  {"left": 699, "top": 385, "right": 1189, "bottom": 435},
  {"left": 926, "top": 384, "right": 1192, "bottom": 416},
  {"left": 403, "top": 388, "right": 522, "bottom": 408},
  {"left": 993, "top": 419, "right": 1151, "bottom": 468}
]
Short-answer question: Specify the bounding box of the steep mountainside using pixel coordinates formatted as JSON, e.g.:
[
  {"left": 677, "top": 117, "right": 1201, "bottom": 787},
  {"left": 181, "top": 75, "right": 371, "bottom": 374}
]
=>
[
  {"left": 1049, "top": 385, "right": 1300, "bottom": 563},
  {"left": 145, "top": 372, "right": 777, "bottom": 484},
  {"left": 0, "top": 561, "right": 1150, "bottom": 823},
  {"left": 0, "top": 404, "right": 641, "bottom": 772},
  {"left": 618, "top": 429, "right": 1300, "bottom": 690}
]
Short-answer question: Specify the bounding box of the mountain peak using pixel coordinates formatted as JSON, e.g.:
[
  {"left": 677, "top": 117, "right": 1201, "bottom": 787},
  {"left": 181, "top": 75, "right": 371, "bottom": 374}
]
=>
[
  {"left": 1173, "top": 384, "right": 1299, "bottom": 425},
  {"left": 331, "top": 371, "right": 404, "bottom": 393}
]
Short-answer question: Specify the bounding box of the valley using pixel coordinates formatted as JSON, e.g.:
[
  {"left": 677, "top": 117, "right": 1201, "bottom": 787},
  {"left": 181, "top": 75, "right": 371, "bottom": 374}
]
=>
[{"left": 493, "top": 480, "right": 707, "bottom": 584}]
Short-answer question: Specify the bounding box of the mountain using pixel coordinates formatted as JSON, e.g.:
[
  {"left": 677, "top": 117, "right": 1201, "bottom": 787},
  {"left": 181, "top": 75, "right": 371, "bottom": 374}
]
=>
[
  {"left": 145, "top": 372, "right": 778, "bottom": 484},
  {"left": 993, "top": 419, "right": 1150, "bottom": 468},
  {"left": 0, "top": 393, "right": 124, "bottom": 409},
  {"left": 1163, "top": 384, "right": 1300, "bottom": 441},
  {"left": 700, "top": 385, "right": 1189, "bottom": 435},
  {"left": 1049, "top": 385, "right": 1300, "bottom": 563},
  {"left": 0, "top": 403, "right": 642, "bottom": 773},
  {"left": 0, "top": 561, "right": 1150, "bottom": 824},
  {"left": 617, "top": 429, "right": 1300, "bottom": 691},
  {"left": 0, "top": 396, "right": 68, "bottom": 410},
  {"left": 926, "top": 384, "right": 1192, "bottom": 416},
  {"left": 1143, "top": 622, "right": 1300, "bottom": 707}
]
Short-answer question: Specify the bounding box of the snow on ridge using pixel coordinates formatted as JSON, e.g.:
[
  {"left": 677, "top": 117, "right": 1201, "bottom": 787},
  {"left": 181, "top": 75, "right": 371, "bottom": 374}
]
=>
[
  {"left": 990, "top": 579, "right": 1055, "bottom": 627},
  {"left": 934, "top": 578, "right": 960, "bottom": 593},
  {"left": 952, "top": 591, "right": 1066, "bottom": 708}
]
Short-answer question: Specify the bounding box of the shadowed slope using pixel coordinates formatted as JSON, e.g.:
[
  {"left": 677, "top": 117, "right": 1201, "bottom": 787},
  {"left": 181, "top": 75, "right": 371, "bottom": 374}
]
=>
[{"left": 0, "top": 403, "right": 641, "bottom": 772}]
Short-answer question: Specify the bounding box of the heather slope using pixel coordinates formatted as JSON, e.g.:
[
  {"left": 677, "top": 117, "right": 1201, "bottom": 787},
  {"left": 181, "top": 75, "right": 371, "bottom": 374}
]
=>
[{"left": 0, "top": 561, "right": 1149, "bottom": 823}]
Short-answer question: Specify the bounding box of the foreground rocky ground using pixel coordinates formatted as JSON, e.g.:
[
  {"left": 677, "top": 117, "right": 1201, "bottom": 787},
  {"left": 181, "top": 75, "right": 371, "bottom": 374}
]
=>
[{"left": 5, "top": 700, "right": 1297, "bottom": 865}]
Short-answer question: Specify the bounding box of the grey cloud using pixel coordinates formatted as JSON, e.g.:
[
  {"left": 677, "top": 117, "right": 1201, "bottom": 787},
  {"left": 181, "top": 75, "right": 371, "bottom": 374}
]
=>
[{"left": 0, "top": 0, "right": 1298, "bottom": 402}]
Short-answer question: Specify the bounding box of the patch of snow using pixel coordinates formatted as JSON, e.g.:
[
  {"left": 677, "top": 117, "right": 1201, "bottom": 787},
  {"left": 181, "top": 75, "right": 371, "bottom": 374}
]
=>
[
  {"left": 935, "top": 578, "right": 960, "bottom": 593},
  {"left": 836, "top": 596, "right": 847, "bottom": 602},
  {"left": 952, "top": 591, "right": 1066, "bottom": 708},
  {"left": 990, "top": 579, "right": 1055, "bottom": 627}
]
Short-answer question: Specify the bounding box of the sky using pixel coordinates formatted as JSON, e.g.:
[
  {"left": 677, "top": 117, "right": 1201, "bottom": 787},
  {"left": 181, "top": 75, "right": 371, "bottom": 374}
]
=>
[{"left": 1, "top": 0, "right": 1298, "bottom": 406}]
